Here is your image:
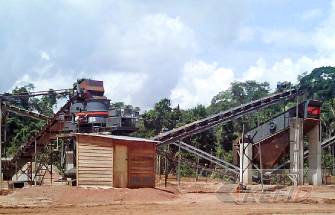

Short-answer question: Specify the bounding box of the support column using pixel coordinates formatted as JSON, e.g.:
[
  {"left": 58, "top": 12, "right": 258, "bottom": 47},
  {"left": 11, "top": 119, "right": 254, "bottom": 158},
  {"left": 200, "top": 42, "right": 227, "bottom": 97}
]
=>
[
  {"left": 240, "top": 142, "right": 252, "bottom": 185},
  {"left": 289, "top": 118, "right": 304, "bottom": 185},
  {"left": 307, "top": 123, "right": 322, "bottom": 185}
]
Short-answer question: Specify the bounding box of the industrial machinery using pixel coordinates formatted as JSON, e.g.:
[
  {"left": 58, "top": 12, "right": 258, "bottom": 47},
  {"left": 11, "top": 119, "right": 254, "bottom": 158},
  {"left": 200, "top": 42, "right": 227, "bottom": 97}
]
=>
[
  {"left": 0, "top": 79, "right": 139, "bottom": 181},
  {"left": 153, "top": 90, "right": 325, "bottom": 182},
  {"left": 243, "top": 100, "right": 322, "bottom": 169},
  {"left": 65, "top": 79, "right": 139, "bottom": 133},
  {"left": 0, "top": 82, "right": 329, "bottom": 185}
]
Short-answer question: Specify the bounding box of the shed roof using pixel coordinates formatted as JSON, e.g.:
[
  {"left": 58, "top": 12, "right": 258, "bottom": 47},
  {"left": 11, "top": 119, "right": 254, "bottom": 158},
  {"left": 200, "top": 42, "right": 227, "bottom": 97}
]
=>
[{"left": 75, "top": 133, "right": 160, "bottom": 144}]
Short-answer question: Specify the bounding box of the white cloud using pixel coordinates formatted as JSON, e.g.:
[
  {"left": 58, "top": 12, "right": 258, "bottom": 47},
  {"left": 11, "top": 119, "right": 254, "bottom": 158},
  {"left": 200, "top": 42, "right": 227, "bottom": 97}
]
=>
[
  {"left": 242, "top": 58, "right": 266, "bottom": 81},
  {"left": 170, "top": 60, "right": 234, "bottom": 108},
  {"left": 8, "top": 12, "right": 197, "bottom": 109},
  {"left": 12, "top": 67, "right": 147, "bottom": 108},
  {"left": 241, "top": 1, "right": 335, "bottom": 89},
  {"left": 171, "top": 0, "right": 335, "bottom": 109},
  {"left": 12, "top": 70, "right": 79, "bottom": 91},
  {"left": 242, "top": 56, "right": 335, "bottom": 89},
  {"left": 315, "top": 1, "right": 335, "bottom": 55},
  {"left": 99, "top": 72, "right": 147, "bottom": 107},
  {"left": 40, "top": 51, "right": 50, "bottom": 61},
  {"left": 3, "top": 1, "right": 335, "bottom": 111},
  {"left": 88, "top": 13, "right": 198, "bottom": 108}
]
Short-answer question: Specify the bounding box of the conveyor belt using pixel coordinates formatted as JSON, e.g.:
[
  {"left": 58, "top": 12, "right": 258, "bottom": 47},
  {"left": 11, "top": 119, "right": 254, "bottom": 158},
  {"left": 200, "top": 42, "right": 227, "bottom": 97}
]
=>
[
  {"left": 3, "top": 95, "right": 77, "bottom": 171},
  {"left": 2, "top": 102, "right": 50, "bottom": 121},
  {"left": 154, "top": 89, "right": 300, "bottom": 145}
]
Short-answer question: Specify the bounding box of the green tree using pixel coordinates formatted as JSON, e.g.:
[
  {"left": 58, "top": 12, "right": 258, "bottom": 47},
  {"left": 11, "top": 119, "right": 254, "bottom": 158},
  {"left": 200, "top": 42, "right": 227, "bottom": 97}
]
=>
[{"left": 4, "top": 84, "right": 60, "bottom": 156}]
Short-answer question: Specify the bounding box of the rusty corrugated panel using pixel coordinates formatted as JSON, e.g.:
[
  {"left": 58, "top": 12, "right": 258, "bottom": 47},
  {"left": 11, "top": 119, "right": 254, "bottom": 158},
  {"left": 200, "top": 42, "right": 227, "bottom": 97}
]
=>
[{"left": 253, "top": 130, "right": 290, "bottom": 169}]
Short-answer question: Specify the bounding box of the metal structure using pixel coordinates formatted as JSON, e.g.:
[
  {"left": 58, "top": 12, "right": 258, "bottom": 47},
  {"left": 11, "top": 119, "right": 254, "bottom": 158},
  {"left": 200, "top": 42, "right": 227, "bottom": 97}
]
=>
[
  {"left": 234, "top": 98, "right": 323, "bottom": 186},
  {"left": 154, "top": 88, "right": 300, "bottom": 145},
  {"left": 0, "top": 80, "right": 329, "bottom": 187},
  {"left": 270, "top": 135, "right": 335, "bottom": 173},
  {"left": 1, "top": 79, "right": 140, "bottom": 182},
  {"left": 243, "top": 100, "right": 322, "bottom": 169},
  {"left": 2, "top": 103, "right": 50, "bottom": 121},
  {"left": 152, "top": 88, "right": 303, "bottom": 182},
  {"left": 172, "top": 141, "right": 239, "bottom": 178}
]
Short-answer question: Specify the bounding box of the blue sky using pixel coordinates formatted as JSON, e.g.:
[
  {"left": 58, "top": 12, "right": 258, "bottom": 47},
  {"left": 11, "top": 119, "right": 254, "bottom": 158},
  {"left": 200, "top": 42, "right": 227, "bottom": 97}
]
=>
[{"left": 0, "top": 0, "right": 334, "bottom": 109}]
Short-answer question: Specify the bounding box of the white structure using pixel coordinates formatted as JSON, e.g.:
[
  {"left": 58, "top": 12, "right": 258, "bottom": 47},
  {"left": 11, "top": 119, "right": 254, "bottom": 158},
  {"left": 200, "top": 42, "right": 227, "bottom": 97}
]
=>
[{"left": 240, "top": 142, "right": 253, "bottom": 185}]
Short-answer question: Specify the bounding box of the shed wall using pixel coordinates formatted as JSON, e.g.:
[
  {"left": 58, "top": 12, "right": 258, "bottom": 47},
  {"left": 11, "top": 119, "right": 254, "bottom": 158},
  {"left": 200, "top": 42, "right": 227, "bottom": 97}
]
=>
[
  {"left": 76, "top": 135, "right": 156, "bottom": 188},
  {"left": 127, "top": 142, "right": 156, "bottom": 188},
  {"left": 77, "top": 137, "right": 113, "bottom": 187}
]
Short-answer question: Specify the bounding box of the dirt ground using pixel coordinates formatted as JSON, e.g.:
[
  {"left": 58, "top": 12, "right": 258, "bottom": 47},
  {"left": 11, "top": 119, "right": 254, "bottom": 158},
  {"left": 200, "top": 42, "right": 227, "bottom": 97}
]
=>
[{"left": 1, "top": 181, "right": 335, "bottom": 215}]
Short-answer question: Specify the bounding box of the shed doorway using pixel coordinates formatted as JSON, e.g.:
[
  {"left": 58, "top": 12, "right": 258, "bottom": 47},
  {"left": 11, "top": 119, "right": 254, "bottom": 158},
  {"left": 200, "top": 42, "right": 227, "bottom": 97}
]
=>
[{"left": 113, "top": 145, "right": 128, "bottom": 187}]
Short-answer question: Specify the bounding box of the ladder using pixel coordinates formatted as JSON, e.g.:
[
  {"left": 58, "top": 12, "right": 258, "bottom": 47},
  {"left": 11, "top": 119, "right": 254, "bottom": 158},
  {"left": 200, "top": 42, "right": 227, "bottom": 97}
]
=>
[{"left": 33, "top": 162, "right": 49, "bottom": 185}]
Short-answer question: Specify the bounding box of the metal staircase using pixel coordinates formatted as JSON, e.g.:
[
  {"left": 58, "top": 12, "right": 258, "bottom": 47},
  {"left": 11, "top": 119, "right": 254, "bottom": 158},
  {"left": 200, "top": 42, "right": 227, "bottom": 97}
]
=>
[
  {"left": 320, "top": 135, "right": 335, "bottom": 149},
  {"left": 2, "top": 95, "right": 77, "bottom": 179}
]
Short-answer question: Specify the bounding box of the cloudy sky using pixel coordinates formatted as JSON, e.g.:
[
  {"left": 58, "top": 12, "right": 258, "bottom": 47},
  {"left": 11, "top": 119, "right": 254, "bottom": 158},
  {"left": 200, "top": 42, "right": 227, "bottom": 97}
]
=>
[{"left": 1, "top": 0, "right": 335, "bottom": 109}]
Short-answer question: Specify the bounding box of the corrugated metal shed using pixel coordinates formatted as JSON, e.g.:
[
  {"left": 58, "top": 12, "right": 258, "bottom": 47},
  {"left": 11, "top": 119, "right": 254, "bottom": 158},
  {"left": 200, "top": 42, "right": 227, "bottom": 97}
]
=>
[{"left": 75, "top": 133, "right": 157, "bottom": 188}]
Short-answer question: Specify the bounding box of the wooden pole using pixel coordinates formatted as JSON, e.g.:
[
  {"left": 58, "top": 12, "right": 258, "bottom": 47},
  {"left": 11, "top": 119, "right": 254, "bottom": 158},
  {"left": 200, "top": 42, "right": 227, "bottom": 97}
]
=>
[
  {"left": 164, "top": 145, "right": 169, "bottom": 187},
  {"left": 195, "top": 155, "right": 199, "bottom": 182},
  {"left": 34, "top": 139, "right": 37, "bottom": 186},
  {"left": 3, "top": 113, "right": 6, "bottom": 157},
  {"left": 258, "top": 141, "right": 264, "bottom": 192},
  {"left": 15, "top": 161, "right": 18, "bottom": 181},
  {"left": 177, "top": 145, "right": 181, "bottom": 188},
  {"left": 50, "top": 141, "right": 53, "bottom": 185},
  {"left": 158, "top": 155, "right": 161, "bottom": 181},
  {"left": 30, "top": 161, "right": 33, "bottom": 184}
]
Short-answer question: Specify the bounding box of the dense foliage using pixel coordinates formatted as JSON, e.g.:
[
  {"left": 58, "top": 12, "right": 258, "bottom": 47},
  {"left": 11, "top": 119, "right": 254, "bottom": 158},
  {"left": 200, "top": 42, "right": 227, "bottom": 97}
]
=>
[{"left": 2, "top": 84, "right": 62, "bottom": 156}]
